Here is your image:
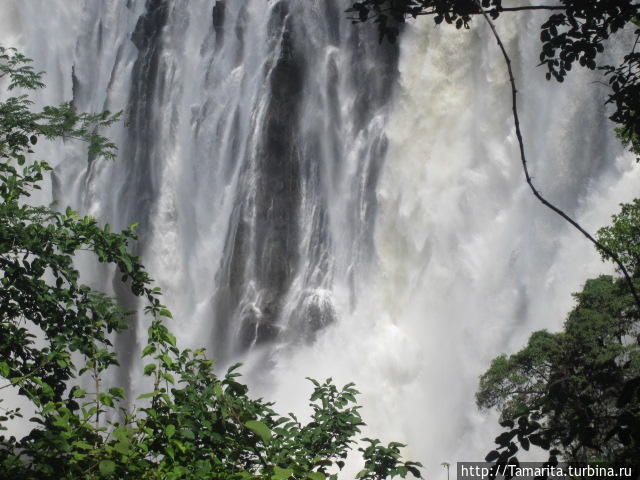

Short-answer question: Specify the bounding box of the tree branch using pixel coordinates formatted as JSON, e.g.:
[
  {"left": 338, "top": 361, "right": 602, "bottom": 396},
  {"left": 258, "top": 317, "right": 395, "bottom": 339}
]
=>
[
  {"left": 496, "top": 5, "right": 565, "bottom": 11},
  {"left": 347, "top": 4, "right": 567, "bottom": 22},
  {"left": 0, "top": 357, "right": 52, "bottom": 391},
  {"left": 412, "top": 5, "right": 567, "bottom": 15},
  {"left": 472, "top": 0, "right": 640, "bottom": 314}
]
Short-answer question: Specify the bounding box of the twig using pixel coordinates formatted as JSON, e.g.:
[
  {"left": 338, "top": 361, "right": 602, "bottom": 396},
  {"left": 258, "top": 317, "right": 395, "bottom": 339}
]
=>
[
  {"left": 346, "top": 4, "right": 567, "bottom": 24},
  {"left": 94, "top": 361, "right": 101, "bottom": 429},
  {"left": 0, "top": 357, "right": 52, "bottom": 390},
  {"left": 472, "top": 0, "right": 640, "bottom": 313}
]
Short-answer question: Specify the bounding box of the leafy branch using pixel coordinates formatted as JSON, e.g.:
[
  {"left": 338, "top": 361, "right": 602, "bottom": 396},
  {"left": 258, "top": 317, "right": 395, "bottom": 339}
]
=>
[{"left": 472, "top": 0, "right": 640, "bottom": 314}]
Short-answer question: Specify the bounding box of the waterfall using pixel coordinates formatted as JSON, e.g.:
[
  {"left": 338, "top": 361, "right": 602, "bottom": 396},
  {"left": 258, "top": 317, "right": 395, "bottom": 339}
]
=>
[{"left": 1, "top": 0, "right": 638, "bottom": 476}]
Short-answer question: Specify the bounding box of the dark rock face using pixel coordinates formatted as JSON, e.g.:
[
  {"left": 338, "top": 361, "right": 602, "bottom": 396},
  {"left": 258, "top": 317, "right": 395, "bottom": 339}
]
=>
[
  {"left": 249, "top": 11, "right": 304, "bottom": 345},
  {"left": 212, "top": 2, "right": 306, "bottom": 354},
  {"left": 212, "top": 0, "right": 225, "bottom": 48},
  {"left": 131, "top": 0, "right": 169, "bottom": 50},
  {"left": 122, "top": 0, "right": 170, "bottom": 235}
]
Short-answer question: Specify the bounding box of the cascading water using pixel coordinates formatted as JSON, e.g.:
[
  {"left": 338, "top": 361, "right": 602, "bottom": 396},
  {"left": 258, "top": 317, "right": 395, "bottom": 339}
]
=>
[{"left": 1, "top": 0, "right": 638, "bottom": 477}]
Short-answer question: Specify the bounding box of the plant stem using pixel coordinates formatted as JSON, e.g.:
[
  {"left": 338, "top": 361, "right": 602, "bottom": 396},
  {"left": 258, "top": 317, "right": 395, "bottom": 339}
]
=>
[{"left": 472, "top": 0, "right": 640, "bottom": 315}]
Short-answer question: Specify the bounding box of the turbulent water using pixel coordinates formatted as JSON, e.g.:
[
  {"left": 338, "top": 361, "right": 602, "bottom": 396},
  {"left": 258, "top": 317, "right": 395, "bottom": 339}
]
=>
[{"left": 1, "top": 0, "right": 638, "bottom": 476}]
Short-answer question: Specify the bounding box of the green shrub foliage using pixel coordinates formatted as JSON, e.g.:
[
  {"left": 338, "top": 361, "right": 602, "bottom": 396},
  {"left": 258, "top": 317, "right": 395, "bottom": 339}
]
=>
[{"left": 477, "top": 203, "right": 640, "bottom": 468}]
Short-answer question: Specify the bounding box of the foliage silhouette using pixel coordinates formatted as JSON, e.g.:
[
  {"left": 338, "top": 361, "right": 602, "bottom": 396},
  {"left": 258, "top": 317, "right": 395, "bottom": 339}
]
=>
[{"left": 477, "top": 202, "right": 640, "bottom": 470}]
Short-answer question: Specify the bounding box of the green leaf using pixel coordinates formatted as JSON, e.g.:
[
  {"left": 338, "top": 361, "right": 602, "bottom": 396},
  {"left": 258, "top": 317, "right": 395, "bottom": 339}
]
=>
[
  {"left": 142, "top": 345, "right": 156, "bottom": 357},
  {"left": 308, "top": 469, "right": 327, "bottom": 480},
  {"left": 162, "top": 330, "right": 177, "bottom": 347},
  {"left": 99, "top": 460, "right": 116, "bottom": 476},
  {"left": 273, "top": 466, "right": 294, "bottom": 480},
  {"left": 143, "top": 363, "right": 156, "bottom": 376},
  {"left": 137, "top": 391, "right": 158, "bottom": 400},
  {"left": 159, "top": 354, "right": 173, "bottom": 368},
  {"left": 98, "top": 392, "right": 114, "bottom": 407},
  {"left": 73, "top": 441, "right": 94, "bottom": 451},
  {"left": 121, "top": 255, "right": 132, "bottom": 273},
  {"left": 113, "top": 426, "right": 129, "bottom": 440},
  {"left": 245, "top": 420, "right": 272, "bottom": 444},
  {"left": 166, "top": 424, "right": 176, "bottom": 438},
  {"left": 109, "top": 387, "right": 125, "bottom": 399},
  {"left": 72, "top": 388, "right": 87, "bottom": 398},
  {"left": 113, "top": 441, "right": 131, "bottom": 455}
]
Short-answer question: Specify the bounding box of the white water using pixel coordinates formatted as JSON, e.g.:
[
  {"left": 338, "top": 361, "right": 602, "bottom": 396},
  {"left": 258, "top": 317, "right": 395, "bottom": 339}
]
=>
[
  {"left": 1, "top": 1, "right": 638, "bottom": 477},
  {"left": 266, "top": 15, "right": 640, "bottom": 474}
]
